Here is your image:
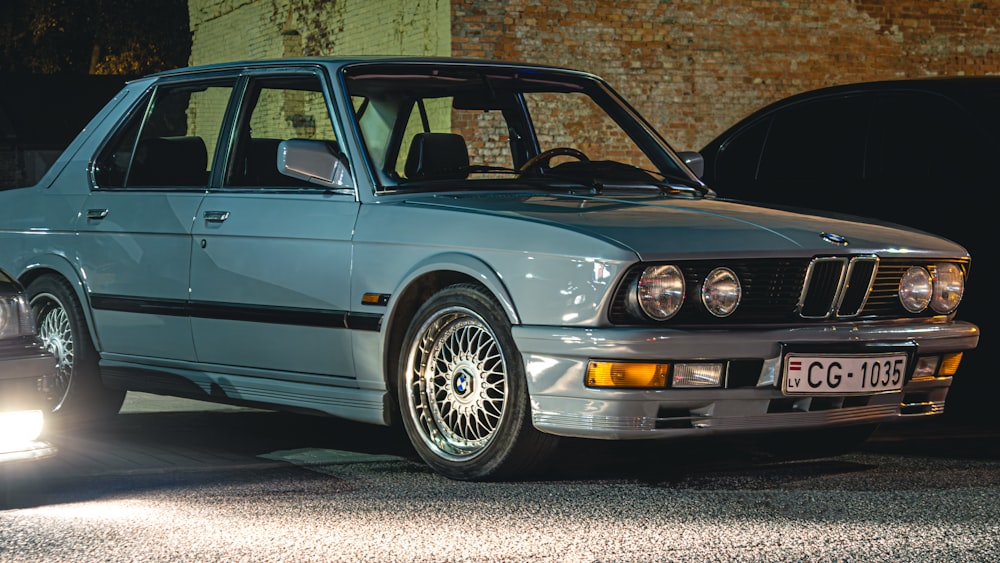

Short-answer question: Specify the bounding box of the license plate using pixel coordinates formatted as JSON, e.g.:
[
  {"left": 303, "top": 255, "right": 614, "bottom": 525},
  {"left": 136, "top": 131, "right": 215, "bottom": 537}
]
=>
[{"left": 782, "top": 353, "right": 907, "bottom": 395}]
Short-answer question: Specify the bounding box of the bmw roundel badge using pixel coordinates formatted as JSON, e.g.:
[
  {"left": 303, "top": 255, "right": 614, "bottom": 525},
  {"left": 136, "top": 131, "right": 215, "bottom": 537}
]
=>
[{"left": 820, "top": 232, "right": 849, "bottom": 246}]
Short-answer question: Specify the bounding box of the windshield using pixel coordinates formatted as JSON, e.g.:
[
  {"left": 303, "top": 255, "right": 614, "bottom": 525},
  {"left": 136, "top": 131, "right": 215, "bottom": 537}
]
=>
[{"left": 342, "top": 64, "right": 696, "bottom": 193}]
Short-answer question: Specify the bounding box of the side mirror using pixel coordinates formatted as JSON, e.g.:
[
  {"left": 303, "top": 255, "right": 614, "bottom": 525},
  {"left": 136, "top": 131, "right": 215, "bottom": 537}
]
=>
[
  {"left": 676, "top": 151, "right": 704, "bottom": 178},
  {"left": 278, "top": 140, "right": 354, "bottom": 189}
]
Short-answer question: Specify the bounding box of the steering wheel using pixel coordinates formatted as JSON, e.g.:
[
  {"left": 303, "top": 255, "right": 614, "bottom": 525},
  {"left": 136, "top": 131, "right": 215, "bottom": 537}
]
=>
[{"left": 518, "top": 147, "right": 589, "bottom": 173}]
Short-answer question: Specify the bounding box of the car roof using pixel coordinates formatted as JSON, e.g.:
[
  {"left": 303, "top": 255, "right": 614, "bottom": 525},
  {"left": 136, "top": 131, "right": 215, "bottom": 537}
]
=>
[
  {"left": 140, "top": 56, "right": 595, "bottom": 81},
  {"left": 764, "top": 76, "right": 1000, "bottom": 102},
  {"left": 702, "top": 75, "right": 1000, "bottom": 151}
]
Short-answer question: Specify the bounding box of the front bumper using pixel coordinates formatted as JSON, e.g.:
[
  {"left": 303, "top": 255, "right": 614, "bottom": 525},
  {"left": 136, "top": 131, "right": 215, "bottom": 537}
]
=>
[{"left": 514, "top": 319, "right": 979, "bottom": 439}]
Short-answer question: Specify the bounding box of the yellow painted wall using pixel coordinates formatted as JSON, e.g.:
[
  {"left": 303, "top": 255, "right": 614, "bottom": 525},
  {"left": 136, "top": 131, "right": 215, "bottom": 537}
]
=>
[{"left": 188, "top": 0, "right": 450, "bottom": 65}]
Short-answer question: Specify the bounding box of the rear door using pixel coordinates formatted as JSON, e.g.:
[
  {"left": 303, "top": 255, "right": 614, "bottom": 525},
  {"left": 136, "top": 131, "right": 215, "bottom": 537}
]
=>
[{"left": 79, "top": 76, "right": 236, "bottom": 361}]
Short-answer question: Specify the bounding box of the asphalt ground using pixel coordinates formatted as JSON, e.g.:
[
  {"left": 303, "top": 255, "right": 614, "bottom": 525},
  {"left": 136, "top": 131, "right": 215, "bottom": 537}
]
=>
[{"left": 1, "top": 392, "right": 997, "bottom": 562}]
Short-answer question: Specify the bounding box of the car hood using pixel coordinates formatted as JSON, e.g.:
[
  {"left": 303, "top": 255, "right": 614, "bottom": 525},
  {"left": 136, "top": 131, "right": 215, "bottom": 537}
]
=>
[{"left": 404, "top": 192, "right": 967, "bottom": 260}]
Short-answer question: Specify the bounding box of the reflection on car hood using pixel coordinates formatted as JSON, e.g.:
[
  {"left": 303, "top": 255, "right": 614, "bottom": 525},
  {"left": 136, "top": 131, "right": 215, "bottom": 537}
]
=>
[{"left": 406, "top": 192, "right": 968, "bottom": 260}]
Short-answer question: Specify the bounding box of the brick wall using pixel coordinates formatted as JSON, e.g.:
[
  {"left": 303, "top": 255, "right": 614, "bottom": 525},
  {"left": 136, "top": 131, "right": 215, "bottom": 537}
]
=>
[
  {"left": 451, "top": 0, "right": 1000, "bottom": 150},
  {"left": 189, "top": 0, "right": 1000, "bottom": 150}
]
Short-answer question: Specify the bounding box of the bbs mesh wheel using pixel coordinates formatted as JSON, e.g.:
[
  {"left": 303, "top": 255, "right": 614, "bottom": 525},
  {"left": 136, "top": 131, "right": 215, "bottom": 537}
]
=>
[
  {"left": 27, "top": 275, "right": 125, "bottom": 422},
  {"left": 398, "top": 284, "right": 557, "bottom": 481}
]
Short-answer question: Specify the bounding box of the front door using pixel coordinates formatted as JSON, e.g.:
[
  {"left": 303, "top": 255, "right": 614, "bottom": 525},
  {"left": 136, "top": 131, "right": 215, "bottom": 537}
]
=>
[{"left": 189, "top": 72, "right": 360, "bottom": 383}]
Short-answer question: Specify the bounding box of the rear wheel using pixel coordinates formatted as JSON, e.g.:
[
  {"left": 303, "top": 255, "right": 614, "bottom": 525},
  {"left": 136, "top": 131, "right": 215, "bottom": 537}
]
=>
[
  {"left": 27, "top": 275, "right": 125, "bottom": 423},
  {"left": 398, "top": 284, "right": 557, "bottom": 481}
]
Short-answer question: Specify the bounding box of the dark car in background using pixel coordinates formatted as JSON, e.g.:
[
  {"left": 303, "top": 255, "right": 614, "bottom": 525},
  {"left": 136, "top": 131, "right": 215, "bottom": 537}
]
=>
[
  {"left": 0, "top": 268, "right": 57, "bottom": 465},
  {"left": 698, "top": 77, "right": 997, "bottom": 418}
]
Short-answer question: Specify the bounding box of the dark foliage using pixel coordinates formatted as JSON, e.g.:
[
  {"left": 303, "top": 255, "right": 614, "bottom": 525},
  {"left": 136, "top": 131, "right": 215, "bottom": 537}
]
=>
[{"left": 0, "top": 0, "right": 190, "bottom": 74}]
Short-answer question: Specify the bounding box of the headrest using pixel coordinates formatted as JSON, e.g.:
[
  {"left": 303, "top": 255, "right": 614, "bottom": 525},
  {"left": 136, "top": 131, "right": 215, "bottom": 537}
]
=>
[
  {"left": 404, "top": 132, "right": 469, "bottom": 180},
  {"left": 132, "top": 136, "right": 208, "bottom": 186}
]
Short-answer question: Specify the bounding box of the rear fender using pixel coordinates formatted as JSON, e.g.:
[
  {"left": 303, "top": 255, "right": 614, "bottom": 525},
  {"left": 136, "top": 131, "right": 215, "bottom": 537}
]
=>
[{"left": 19, "top": 255, "right": 102, "bottom": 351}]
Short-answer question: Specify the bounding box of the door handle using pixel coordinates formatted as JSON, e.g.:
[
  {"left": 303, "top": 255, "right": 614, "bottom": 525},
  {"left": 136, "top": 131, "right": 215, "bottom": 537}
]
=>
[
  {"left": 86, "top": 208, "right": 109, "bottom": 220},
  {"left": 203, "top": 210, "right": 230, "bottom": 223}
]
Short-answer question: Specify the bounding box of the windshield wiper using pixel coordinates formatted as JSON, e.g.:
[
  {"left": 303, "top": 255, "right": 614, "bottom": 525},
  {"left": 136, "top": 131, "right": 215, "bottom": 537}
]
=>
[
  {"left": 538, "top": 160, "right": 711, "bottom": 198},
  {"left": 558, "top": 173, "right": 710, "bottom": 198}
]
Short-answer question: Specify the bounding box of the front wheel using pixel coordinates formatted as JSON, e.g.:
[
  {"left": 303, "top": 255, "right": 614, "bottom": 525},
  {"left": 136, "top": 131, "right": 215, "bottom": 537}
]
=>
[
  {"left": 27, "top": 275, "right": 125, "bottom": 423},
  {"left": 398, "top": 284, "right": 557, "bottom": 481}
]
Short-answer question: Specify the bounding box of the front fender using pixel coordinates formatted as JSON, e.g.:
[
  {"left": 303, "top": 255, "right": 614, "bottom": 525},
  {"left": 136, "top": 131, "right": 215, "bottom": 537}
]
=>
[{"left": 391, "top": 251, "right": 519, "bottom": 324}]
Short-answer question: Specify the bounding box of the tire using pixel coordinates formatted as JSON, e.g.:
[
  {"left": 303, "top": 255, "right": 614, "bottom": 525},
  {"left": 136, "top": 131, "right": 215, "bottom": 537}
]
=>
[
  {"left": 27, "top": 275, "right": 125, "bottom": 423},
  {"left": 398, "top": 284, "right": 558, "bottom": 481}
]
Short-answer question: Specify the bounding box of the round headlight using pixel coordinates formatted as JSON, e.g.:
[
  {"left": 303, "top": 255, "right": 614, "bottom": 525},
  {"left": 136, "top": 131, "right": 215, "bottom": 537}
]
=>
[
  {"left": 701, "top": 267, "right": 741, "bottom": 317},
  {"left": 633, "top": 265, "right": 685, "bottom": 320},
  {"left": 931, "top": 263, "right": 964, "bottom": 314},
  {"left": 899, "top": 266, "right": 932, "bottom": 313}
]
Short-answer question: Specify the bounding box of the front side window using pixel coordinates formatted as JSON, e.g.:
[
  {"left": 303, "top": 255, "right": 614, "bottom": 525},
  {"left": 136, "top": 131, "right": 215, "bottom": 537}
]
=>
[
  {"left": 94, "top": 79, "right": 235, "bottom": 189},
  {"left": 226, "top": 73, "right": 343, "bottom": 188}
]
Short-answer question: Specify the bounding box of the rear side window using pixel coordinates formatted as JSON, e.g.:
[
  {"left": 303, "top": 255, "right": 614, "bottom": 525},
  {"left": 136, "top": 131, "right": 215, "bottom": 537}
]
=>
[
  {"left": 756, "top": 96, "right": 869, "bottom": 184},
  {"left": 94, "top": 79, "right": 235, "bottom": 189},
  {"left": 868, "top": 92, "right": 993, "bottom": 182}
]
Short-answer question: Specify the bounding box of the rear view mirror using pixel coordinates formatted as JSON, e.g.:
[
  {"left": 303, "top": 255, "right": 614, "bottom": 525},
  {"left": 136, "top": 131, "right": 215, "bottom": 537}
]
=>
[
  {"left": 278, "top": 140, "right": 354, "bottom": 189},
  {"left": 677, "top": 151, "right": 704, "bottom": 178}
]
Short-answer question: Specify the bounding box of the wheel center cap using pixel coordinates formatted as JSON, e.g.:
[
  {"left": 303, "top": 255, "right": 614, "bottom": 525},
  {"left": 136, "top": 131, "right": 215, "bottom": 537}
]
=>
[{"left": 453, "top": 365, "right": 476, "bottom": 397}]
